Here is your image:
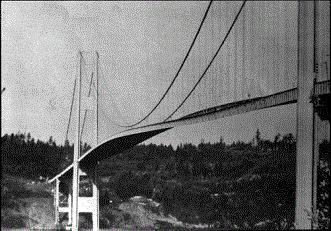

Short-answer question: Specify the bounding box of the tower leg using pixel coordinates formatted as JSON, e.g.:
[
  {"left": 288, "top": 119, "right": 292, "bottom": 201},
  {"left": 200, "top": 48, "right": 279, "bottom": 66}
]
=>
[
  {"left": 68, "top": 181, "right": 73, "bottom": 225},
  {"left": 295, "top": 1, "right": 315, "bottom": 229},
  {"left": 54, "top": 179, "right": 59, "bottom": 225},
  {"left": 72, "top": 52, "right": 83, "bottom": 231},
  {"left": 92, "top": 164, "right": 99, "bottom": 231}
]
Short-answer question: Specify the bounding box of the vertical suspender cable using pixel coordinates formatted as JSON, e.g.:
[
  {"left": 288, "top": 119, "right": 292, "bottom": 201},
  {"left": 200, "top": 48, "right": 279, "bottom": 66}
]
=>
[
  {"left": 116, "top": 1, "right": 213, "bottom": 128},
  {"left": 226, "top": 6, "right": 231, "bottom": 100},
  {"left": 80, "top": 72, "right": 94, "bottom": 140},
  {"left": 96, "top": 52, "right": 99, "bottom": 145},
  {"left": 242, "top": 5, "right": 246, "bottom": 99},
  {"left": 163, "top": 1, "right": 247, "bottom": 121},
  {"left": 234, "top": 10, "right": 238, "bottom": 101},
  {"left": 250, "top": 2, "right": 254, "bottom": 97},
  {"left": 65, "top": 78, "right": 77, "bottom": 143}
]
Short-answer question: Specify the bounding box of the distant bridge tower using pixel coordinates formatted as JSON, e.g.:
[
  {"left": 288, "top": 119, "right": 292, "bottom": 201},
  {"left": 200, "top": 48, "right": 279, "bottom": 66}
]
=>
[
  {"left": 72, "top": 51, "right": 99, "bottom": 231},
  {"left": 53, "top": 51, "right": 100, "bottom": 231}
]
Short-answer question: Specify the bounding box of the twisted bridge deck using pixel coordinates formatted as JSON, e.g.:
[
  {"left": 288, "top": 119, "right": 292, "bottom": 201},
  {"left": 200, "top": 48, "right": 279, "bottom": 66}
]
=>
[{"left": 50, "top": 80, "right": 330, "bottom": 182}]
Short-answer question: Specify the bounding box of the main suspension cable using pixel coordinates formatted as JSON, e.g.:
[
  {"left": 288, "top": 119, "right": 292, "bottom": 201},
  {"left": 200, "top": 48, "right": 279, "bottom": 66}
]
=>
[
  {"left": 163, "top": 1, "right": 247, "bottom": 122},
  {"left": 115, "top": 0, "right": 213, "bottom": 128}
]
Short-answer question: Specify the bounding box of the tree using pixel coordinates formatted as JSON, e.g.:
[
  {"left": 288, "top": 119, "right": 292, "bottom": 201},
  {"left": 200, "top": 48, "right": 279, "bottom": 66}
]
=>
[
  {"left": 216, "top": 136, "right": 226, "bottom": 151},
  {"left": 115, "top": 171, "right": 136, "bottom": 199},
  {"left": 273, "top": 133, "right": 281, "bottom": 150},
  {"left": 82, "top": 142, "right": 91, "bottom": 153},
  {"left": 255, "top": 129, "right": 261, "bottom": 147},
  {"left": 214, "top": 162, "right": 223, "bottom": 177},
  {"left": 26, "top": 133, "right": 32, "bottom": 143},
  {"left": 48, "top": 136, "right": 56, "bottom": 146},
  {"left": 281, "top": 133, "right": 296, "bottom": 153}
]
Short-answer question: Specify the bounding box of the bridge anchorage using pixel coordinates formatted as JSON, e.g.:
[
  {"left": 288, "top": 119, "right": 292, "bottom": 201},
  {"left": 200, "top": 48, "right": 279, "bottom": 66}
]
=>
[{"left": 49, "top": 1, "right": 329, "bottom": 230}]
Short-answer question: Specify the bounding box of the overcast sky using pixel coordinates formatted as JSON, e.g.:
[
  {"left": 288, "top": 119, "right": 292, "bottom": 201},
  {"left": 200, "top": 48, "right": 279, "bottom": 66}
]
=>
[{"left": 1, "top": 1, "right": 301, "bottom": 147}]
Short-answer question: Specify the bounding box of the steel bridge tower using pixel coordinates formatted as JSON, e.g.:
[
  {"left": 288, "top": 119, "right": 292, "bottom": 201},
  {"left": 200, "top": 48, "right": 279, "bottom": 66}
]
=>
[
  {"left": 296, "top": 1, "right": 330, "bottom": 229},
  {"left": 54, "top": 51, "right": 100, "bottom": 231}
]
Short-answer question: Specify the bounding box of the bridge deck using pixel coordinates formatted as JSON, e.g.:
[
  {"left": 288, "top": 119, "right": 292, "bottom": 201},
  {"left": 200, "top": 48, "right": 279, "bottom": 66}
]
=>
[{"left": 49, "top": 80, "right": 330, "bottom": 183}]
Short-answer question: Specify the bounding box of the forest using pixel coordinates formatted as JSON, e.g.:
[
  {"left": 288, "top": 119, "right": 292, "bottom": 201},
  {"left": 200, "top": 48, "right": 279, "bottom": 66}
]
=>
[{"left": 1, "top": 130, "right": 330, "bottom": 229}]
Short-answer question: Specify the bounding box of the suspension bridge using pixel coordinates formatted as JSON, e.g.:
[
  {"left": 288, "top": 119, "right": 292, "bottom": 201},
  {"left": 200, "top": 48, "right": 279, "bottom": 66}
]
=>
[{"left": 49, "top": 1, "right": 330, "bottom": 230}]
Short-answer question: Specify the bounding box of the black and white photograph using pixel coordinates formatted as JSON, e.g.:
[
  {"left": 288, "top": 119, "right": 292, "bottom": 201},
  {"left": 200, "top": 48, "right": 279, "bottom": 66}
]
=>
[{"left": 1, "top": 1, "right": 330, "bottom": 230}]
